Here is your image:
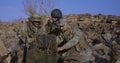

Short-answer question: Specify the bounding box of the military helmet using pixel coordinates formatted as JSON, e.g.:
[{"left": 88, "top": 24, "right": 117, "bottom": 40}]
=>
[
  {"left": 51, "top": 9, "right": 62, "bottom": 19},
  {"left": 59, "top": 19, "right": 70, "bottom": 26},
  {"left": 29, "top": 14, "right": 41, "bottom": 22}
]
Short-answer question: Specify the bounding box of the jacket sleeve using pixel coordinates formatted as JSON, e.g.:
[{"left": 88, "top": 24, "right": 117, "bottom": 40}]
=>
[
  {"left": 63, "top": 26, "right": 83, "bottom": 49},
  {"left": 45, "top": 20, "right": 52, "bottom": 33}
]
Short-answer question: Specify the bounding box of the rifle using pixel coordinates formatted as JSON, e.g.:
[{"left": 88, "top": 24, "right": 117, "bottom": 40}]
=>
[{"left": 22, "top": 37, "right": 27, "bottom": 63}]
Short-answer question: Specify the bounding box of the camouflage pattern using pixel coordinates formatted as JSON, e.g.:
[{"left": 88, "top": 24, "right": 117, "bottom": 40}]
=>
[
  {"left": 1, "top": 13, "right": 120, "bottom": 63},
  {"left": 18, "top": 14, "right": 48, "bottom": 63},
  {"left": 45, "top": 9, "right": 63, "bottom": 35},
  {"left": 64, "top": 26, "right": 82, "bottom": 49},
  {"left": 57, "top": 23, "right": 86, "bottom": 63},
  {"left": 26, "top": 34, "right": 58, "bottom": 63},
  {"left": 45, "top": 19, "right": 60, "bottom": 35},
  {"left": 63, "top": 36, "right": 94, "bottom": 63},
  {"left": 29, "top": 14, "right": 41, "bottom": 22},
  {"left": 18, "top": 15, "right": 59, "bottom": 63}
]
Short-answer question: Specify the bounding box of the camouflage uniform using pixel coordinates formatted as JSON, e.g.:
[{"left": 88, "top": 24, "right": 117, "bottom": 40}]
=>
[
  {"left": 6, "top": 14, "right": 58, "bottom": 63},
  {"left": 18, "top": 15, "right": 42, "bottom": 63},
  {"left": 45, "top": 19, "right": 60, "bottom": 35},
  {"left": 45, "top": 9, "right": 62, "bottom": 35},
  {"left": 57, "top": 19, "right": 94, "bottom": 63}
]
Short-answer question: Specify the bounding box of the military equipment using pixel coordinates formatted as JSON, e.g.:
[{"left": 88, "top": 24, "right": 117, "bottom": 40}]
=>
[
  {"left": 51, "top": 9, "right": 62, "bottom": 19},
  {"left": 45, "top": 19, "right": 60, "bottom": 35},
  {"left": 58, "top": 19, "right": 70, "bottom": 26},
  {"left": 22, "top": 37, "right": 27, "bottom": 63},
  {"left": 26, "top": 34, "right": 58, "bottom": 63},
  {"left": 48, "top": 28, "right": 61, "bottom": 36},
  {"left": 29, "top": 14, "right": 41, "bottom": 22},
  {"left": 37, "top": 34, "right": 57, "bottom": 53}
]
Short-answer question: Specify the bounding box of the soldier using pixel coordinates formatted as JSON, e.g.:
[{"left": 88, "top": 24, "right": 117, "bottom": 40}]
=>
[
  {"left": 1, "top": 14, "right": 58, "bottom": 63},
  {"left": 45, "top": 9, "right": 62, "bottom": 35},
  {"left": 56, "top": 19, "right": 93, "bottom": 63},
  {"left": 1, "top": 14, "right": 43, "bottom": 63},
  {"left": 17, "top": 14, "right": 43, "bottom": 63},
  {"left": 17, "top": 14, "right": 58, "bottom": 63}
]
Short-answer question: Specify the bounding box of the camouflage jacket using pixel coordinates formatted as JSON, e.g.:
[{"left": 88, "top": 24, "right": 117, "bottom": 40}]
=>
[
  {"left": 17, "top": 19, "right": 45, "bottom": 63},
  {"left": 45, "top": 19, "right": 60, "bottom": 35},
  {"left": 19, "top": 20, "right": 58, "bottom": 63},
  {"left": 18, "top": 19, "right": 45, "bottom": 43},
  {"left": 58, "top": 25, "right": 83, "bottom": 49}
]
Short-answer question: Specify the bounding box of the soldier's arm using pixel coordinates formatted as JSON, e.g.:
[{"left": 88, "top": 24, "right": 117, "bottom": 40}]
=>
[
  {"left": 45, "top": 19, "right": 54, "bottom": 33},
  {"left": 63, "top": 26, "right": 83, "bottom": 49}
]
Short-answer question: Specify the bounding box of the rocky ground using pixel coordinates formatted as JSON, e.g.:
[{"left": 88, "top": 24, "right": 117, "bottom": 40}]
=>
[{"left": 0, "top": 14, "right": 120, "bottom": 63}]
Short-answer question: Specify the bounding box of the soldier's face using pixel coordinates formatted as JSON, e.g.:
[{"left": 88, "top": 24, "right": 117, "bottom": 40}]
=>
[
  {"left": 52, "top": 18, "right": 58, "bottom": 22},
  {"left": 60, "top": 24, "right": 67, "bottom": 31},
  {"left": 33, "top": 21, "right": 40, "bottom": 28}
]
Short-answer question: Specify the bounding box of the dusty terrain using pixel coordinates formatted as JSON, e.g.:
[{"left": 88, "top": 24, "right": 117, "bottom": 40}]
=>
[{"left": 0, "top": 14, "right": 120, "bottom": 63}]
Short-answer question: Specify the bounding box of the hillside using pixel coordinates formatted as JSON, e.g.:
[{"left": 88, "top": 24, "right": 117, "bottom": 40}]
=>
[{"left": 0, "top": 14, "right": 120, "bottom": 63}]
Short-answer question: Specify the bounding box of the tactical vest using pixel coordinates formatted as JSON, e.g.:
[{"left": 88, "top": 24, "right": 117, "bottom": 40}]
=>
[
  {"left": 26, "top": 34, "right": 58, "bottom": 63},
  {"left": 45, "top": 21, "right": 60, "bottom": 35},
  {"left": 59, "top": 27, "right": 73, "bottom": 44},
  {"left": 20, "top": 21, "right": 58, "bottom": 63}
]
